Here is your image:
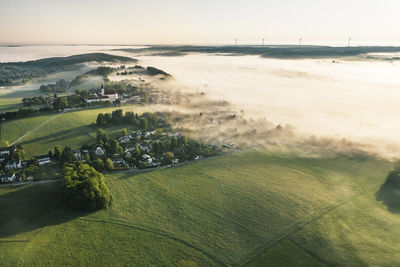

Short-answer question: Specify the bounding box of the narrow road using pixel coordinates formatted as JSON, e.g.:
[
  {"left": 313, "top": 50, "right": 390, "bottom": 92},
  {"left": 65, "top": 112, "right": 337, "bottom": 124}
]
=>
[{"left": 10, "top": 111, "right": 65, "bottom": 146}]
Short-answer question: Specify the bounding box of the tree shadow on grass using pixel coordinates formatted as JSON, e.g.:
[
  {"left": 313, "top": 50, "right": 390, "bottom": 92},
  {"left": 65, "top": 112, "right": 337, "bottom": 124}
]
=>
[
  {"left": 0, "top": 180, "right": 91, "bottom": 239},
  {"left": 376, "top": 182, "right": 400, "bottom": 214}
]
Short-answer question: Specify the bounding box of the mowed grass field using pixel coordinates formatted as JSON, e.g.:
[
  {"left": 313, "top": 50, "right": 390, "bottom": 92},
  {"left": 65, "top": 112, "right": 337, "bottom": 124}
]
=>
[
  {"left": 1, "top": 105, "right": 152, "bottom": 158},
  {"left": 1, "top": 150, "right": 399, "bottom": 266},
  {"left": 0, "top": 97, "right": 22, "bottom": 113},
  {"left": 0, "top": 113, "right": 55, "bottom": 145}
]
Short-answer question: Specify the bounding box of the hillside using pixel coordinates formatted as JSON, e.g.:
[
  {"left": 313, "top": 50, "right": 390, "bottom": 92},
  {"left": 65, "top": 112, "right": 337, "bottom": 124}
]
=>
[
  {"left": 0, "top": 150, "right": 398, "bottom": 266},
  {"left": 0, "top": 105, "right": 152, "bottom": 158},
  {"left": 0, "top": 53, "right": 137, "bottom": 86},
  {"left": 3, "top": 53, "right": 137, "bottom": 67}
]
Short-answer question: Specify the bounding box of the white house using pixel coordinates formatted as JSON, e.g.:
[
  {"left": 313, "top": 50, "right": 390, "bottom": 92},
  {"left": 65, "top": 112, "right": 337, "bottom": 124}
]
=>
[
  {"left": 72, "top": 150, "right": 82, "bottom": 160},
  {"left": 0, "top": 146, "right": 16, "bottom": 156},
  {"left": 95, "top": 147, "right": 105, "bottom": 156},
  {"left": 5, "top": 160, "right": 22, "bottom": 170},
  {"left": 101, "top": 88, "right": 118, "bottom": 102},
  {"left": 85, "top": 95, "right": 110, "bottom": 103},
  {"left": 0, "top": 173, "right": 16, "bottom": 183},
  {"left": 36, "top": 155, "right": 51, "bottom": 166}
]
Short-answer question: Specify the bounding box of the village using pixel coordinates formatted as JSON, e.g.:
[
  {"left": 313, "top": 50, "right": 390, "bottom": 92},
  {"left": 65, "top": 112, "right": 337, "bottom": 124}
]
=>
[
  {"left": 1, "top": 77, "right": 242, "bottom": 184},
  {"left": 0, "top": 111, "right": 222, "bottom": 184}
]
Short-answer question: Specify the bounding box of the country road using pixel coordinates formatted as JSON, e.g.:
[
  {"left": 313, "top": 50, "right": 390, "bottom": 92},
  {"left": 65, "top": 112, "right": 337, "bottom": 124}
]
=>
[{"left": 9, "top": 111, "right": 66, "bottom": 146}]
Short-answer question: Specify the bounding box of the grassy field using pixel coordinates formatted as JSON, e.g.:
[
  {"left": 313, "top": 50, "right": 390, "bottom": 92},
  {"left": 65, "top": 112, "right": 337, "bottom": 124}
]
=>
[
  {"left": 0, "top": 113, "right": 55, "bottom": 145},
  {"left": 0, "top": 97, "right": 22, "bottom": 113},
  {"left": 1, "top": 105, "right": 151, "bottom": 158},
  {"left": 1, "top": 150, "right": 398, "bottom": 266}
]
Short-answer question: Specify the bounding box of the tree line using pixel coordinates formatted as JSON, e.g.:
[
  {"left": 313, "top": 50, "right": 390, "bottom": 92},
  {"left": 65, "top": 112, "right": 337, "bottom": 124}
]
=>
[{"left": 96, "top": 109, "right": 163, "bottom": 129}]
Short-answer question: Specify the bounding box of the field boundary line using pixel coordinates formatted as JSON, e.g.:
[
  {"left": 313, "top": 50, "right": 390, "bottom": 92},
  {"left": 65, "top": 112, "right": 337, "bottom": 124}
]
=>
[
  {"left": 288, "top": 237, "right": 331, "bottom": 266},
  {"left": 241, "top": 183, "right": 381, "bottom": 266},
  {"left": 10, "top": 111, "right": 65, "bottom": 146},
  {"left": 77, "top": 217, "right": 227, "bottom": 266}
]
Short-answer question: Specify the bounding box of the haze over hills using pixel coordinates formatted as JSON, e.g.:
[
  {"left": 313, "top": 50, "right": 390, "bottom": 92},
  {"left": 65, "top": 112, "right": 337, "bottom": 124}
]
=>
[
  {"left": 115, "top": 45, "right": 400, "bottom": 59},
  {"left": 2, "top": 0, "right": 400, "bottom": 265}
]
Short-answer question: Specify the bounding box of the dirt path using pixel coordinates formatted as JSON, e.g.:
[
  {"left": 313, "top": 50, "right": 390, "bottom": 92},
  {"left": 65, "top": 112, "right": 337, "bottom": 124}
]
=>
[{"left": 10, "top": 112, "right": 65, "bottom": 146}]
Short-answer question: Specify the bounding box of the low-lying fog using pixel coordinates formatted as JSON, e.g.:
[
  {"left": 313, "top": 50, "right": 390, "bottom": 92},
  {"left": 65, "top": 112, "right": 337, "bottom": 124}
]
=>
[
  {"left": 2, "top": 45, "right": 400, "bottom": 157},
  {"left": 136, "top": 54, "right": 400, "bottom": 149}
]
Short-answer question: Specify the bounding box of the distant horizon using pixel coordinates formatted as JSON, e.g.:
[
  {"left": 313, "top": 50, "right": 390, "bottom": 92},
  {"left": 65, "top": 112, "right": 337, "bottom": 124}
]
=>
[{"left": 2, "top": 41, "right": 400, "bottom": 48}]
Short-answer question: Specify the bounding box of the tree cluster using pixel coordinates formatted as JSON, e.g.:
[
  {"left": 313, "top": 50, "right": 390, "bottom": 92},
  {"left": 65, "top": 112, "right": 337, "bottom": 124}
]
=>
[
  {"left": 61, "top": 163, "right": 111, "bottom": 210},
  {"left": 39, "top": 79, "right": 70, "bottom": 93},
  {"left": 96, "top": 109, "right": 163, "bottom": 129}
]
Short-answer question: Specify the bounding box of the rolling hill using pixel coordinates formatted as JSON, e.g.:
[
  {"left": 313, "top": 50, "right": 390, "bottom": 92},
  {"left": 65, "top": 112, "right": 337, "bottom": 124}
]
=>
[
  {"left": 0, "top": 105, "right": 152, "bottom": 158},
  {"left": 0, "top": 150, "right": 397, "bottom": 266}
]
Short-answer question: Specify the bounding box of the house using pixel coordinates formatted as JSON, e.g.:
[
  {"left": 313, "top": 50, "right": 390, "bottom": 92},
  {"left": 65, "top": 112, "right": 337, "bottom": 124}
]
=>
[
  {"left": 111, "top": 156, "right": 124, "bottom": 165},
  {"left": 101, "top": 88, "right": 118, "bottom": 102},
  {"left": 0, "top": 146, "right": 16, "bottom": 156},
  {"left": 5, "top": 160, "right": 22, "bottom": 170},
  {"left": 125, "top": 147, "right": 136, "bottom": 152},
  {"left": 72, "top": 150, "right": 82, "bottom": 160},
  {"left": 147, "top": 158, "right": 161, "bottom": 168},
  {"left": 111, "top": 156, "right": 128, "bottom": 167},
  {"left": 142, "top": 154, "right": 151, "bottom": 160},
  {"left": 139, "top": 145, "right": 151, "bottom": 153},
  {"left": 21, "top": 160, "right": 31, "bottom": 168},
  {"left": 85, "top": 95, "right": 110, "bottom": 103},
  {"left": 172, "top": 159, "right": 179, "bottom": 164},
  {"left": 36, "top": 155, "right": 51, "bottom": 166},
  {"left": 194, "top": 155, "right": 204, "bottom": 160},
  {"left": 0, "top": 173, "right": 16, "bottom": 183},
  {"left": 118, "top": 136, "right": 131, "bottom": 144},
  {"left": 167, "top": 133, "right": 181, "bottom": 138},
  {"left": 95, "top": 147, "right": 105, "bottom": 156}
]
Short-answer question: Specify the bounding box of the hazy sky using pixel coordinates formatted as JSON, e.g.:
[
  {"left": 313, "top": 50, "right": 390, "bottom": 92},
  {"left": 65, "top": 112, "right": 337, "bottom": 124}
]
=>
[{"left": 1, "top": 0, "right": 399, "bottom": 45}]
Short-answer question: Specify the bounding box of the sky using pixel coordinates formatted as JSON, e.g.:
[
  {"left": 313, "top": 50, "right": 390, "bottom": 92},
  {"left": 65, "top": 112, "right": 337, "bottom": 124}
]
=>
[{"left": 1, "top": 0, "right": 399, "bottom": 45}]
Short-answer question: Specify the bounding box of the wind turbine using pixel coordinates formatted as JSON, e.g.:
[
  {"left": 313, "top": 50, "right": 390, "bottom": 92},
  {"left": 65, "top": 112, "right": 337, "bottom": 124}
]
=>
[
  {"left": 262, "top": 38, "right": 265, "bottom": 46},
  {"left": 299, "top": 38, "right": 302, "bottom": 47},
  {"left": 235, "top": 38, "right": 238, "bottom": 46},
  {"left": 348, "top": 37, "right": 352, "bottom": 47}
]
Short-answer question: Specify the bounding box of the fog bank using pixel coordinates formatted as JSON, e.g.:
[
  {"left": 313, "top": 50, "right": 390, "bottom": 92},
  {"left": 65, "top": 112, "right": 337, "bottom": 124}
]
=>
[{"left": 137, "top": 54, "right": 400, "bottom": 151}]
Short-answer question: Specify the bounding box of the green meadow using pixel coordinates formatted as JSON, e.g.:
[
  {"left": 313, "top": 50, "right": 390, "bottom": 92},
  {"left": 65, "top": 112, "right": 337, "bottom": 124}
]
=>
[
  {"left": 1, "top": 105, "right": 152, "bottom": 158},
  {"left": 1, "top": 150, "right": 398, "bottom": 266}
]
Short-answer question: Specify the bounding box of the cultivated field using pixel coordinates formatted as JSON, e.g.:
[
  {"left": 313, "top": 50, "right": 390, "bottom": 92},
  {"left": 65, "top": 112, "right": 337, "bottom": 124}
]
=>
[{"left": 0, "top": 150, "right": 397, "bottom": 266}]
